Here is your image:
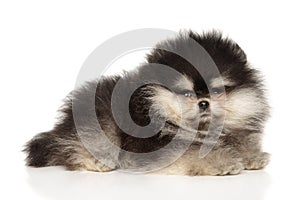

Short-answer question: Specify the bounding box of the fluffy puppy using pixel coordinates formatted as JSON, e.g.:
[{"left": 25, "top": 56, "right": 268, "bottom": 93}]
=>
[{"left": 24, "top": 31, "right": 270, "bottom": 175}]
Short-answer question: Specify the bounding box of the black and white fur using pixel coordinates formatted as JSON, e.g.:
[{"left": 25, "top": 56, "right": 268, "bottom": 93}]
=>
[{"left": 24, "top": 31, "right": 270, "bottom": 175}]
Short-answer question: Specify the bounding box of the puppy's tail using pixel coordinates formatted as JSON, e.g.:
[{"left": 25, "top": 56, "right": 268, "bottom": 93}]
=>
[{"left": 23, "top": 131, "right": 62, "bottom": 167}]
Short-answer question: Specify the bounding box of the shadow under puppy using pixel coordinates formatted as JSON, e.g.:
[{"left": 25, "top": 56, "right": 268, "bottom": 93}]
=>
[{"left": 24, "top": 31, "right": 270, "bottom": 176}]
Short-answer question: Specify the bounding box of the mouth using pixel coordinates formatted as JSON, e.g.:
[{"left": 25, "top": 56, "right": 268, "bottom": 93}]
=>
[
  {"left": 200, "top": 112, "right": 211, "bottom": 121},
  {"left": 200, "top": 113, "right": 211, "bottom": 117},
  {"left": 166, "top": 114, "right": 210, "bottom": 131}
]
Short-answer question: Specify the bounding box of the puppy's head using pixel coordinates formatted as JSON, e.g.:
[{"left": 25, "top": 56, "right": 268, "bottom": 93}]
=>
[{"left": 144, "top": 31, "right": 269, "bottom": 132}]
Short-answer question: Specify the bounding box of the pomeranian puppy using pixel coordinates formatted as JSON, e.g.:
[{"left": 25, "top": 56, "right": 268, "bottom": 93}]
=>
[{"left": 24, "top": 31, "right": 270, "bottom": 176}]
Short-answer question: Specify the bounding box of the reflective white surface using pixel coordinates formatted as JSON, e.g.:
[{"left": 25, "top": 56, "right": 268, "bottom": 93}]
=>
[{"left": 26, "top": 167, "right": 270, "bottom": 200}]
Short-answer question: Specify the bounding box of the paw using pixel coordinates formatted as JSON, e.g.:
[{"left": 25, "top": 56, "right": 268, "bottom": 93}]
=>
[
  {"left": 187, "top": 158, "right": 244, "bottom": 176},
  {"left": 212, "top": 159, "right": 244, "bottom": 176},
  {"left": 243, "top": 152, "right": 270, "bottom": 170}
]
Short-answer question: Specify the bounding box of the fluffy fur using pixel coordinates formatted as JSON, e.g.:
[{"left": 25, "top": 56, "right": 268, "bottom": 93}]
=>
[{"left": 24, "top": 31, "right": 270, "bottom": 175}]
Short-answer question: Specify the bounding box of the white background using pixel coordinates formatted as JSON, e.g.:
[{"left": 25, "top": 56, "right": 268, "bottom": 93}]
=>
[{"left": 1, "top": 0, "right": 299, "bottom": 200}]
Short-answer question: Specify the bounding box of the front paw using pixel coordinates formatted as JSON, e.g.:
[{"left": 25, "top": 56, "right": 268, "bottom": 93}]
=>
[
  {"left": 243, "top": 152, "right": 270, "bottom": 170},
  {"left": 213, "top": 158, "right": 244, "bottom": 176},
  {"left": 188, "top": 158, "right": 244, "bottom": 176}
]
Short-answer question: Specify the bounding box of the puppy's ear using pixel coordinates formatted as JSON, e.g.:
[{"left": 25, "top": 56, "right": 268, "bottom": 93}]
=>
[{"left": 231, "top": 43, "right": 247, "bottom": 63}]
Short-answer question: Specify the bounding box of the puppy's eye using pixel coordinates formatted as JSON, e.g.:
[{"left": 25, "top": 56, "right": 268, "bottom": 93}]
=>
[
  {"left": 183, "top": 91, "right": 195, "bottom": 98},
  {"left": 211, "top": 88, "right": 225, "bottom": 94}
]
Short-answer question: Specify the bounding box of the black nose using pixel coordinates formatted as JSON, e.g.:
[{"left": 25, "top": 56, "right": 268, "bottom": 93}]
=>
[{"left": 198, "top": 100, "right": 209, "bottom": 110}]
